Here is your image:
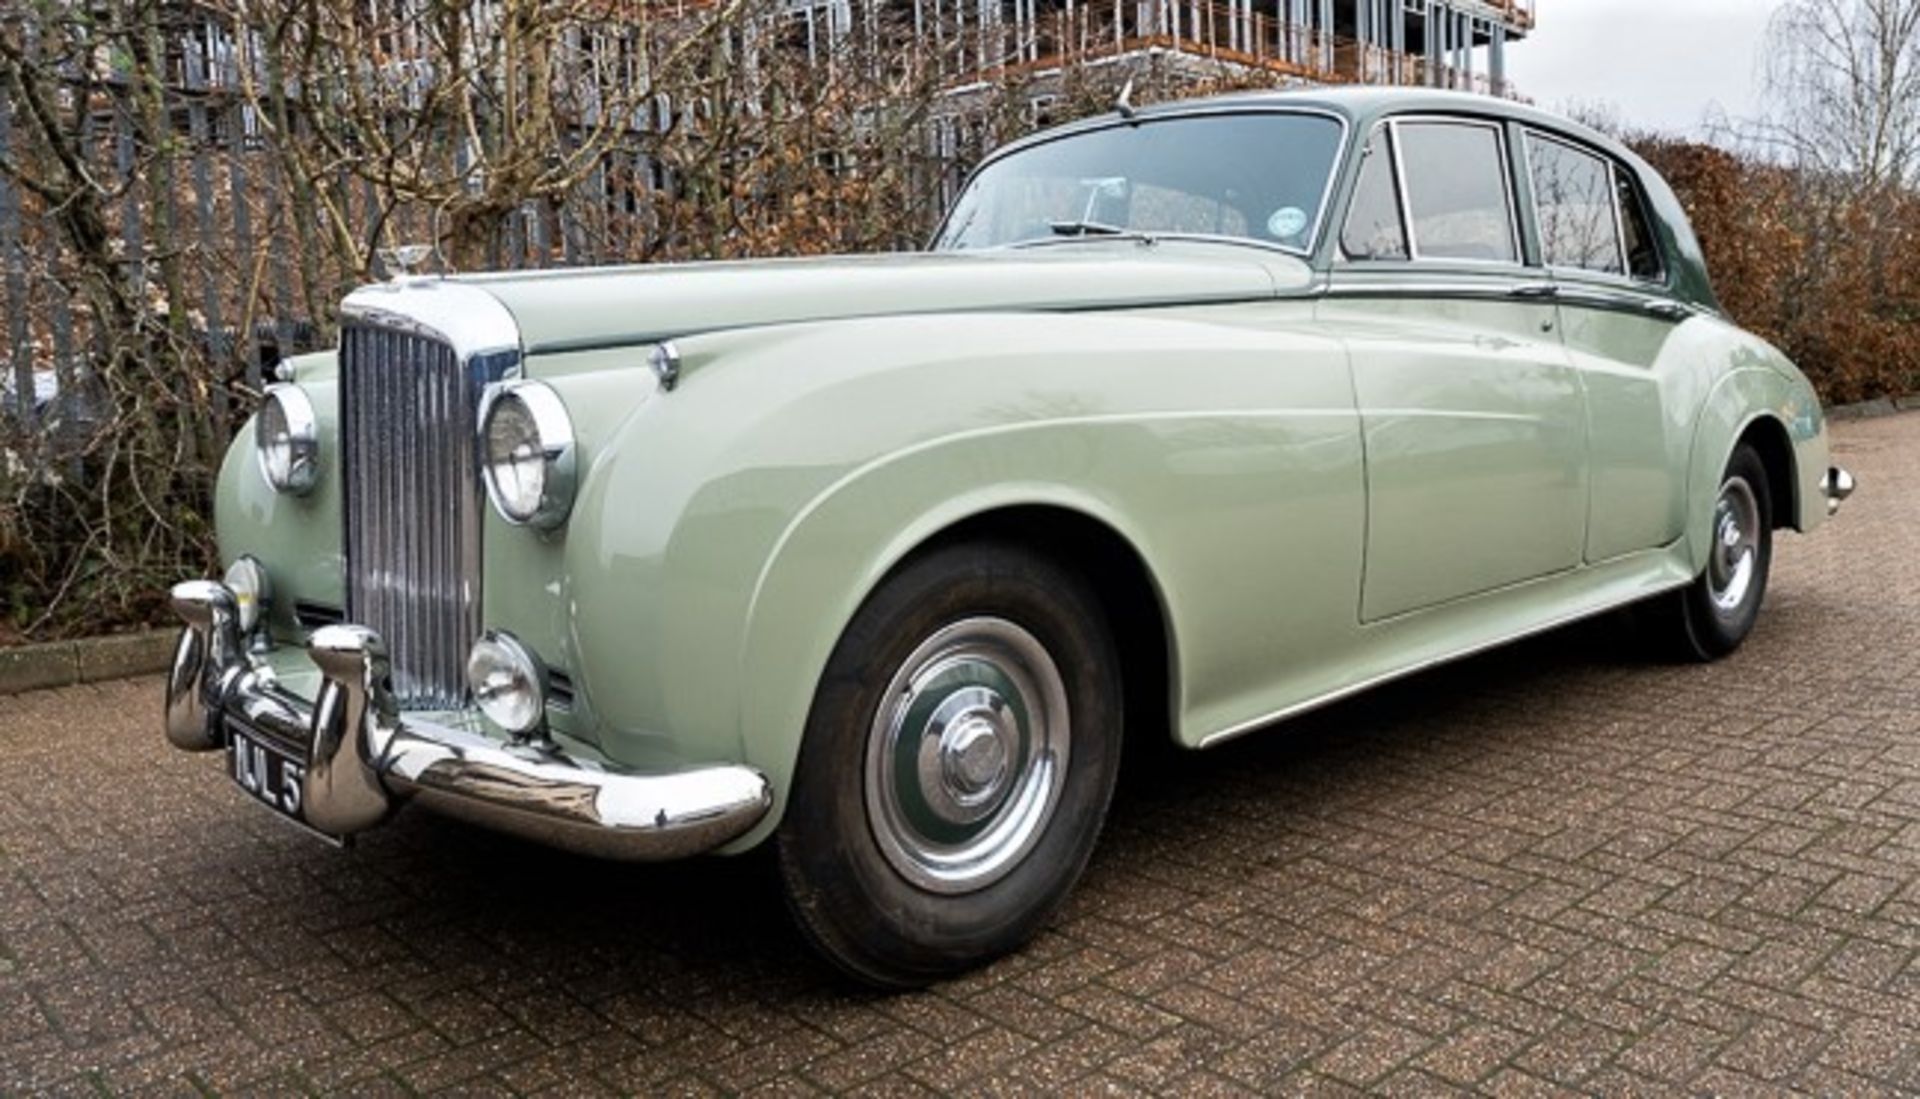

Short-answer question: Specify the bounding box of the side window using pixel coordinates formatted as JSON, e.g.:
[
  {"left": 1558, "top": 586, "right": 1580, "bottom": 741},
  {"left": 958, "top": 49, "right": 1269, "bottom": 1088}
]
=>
[
  {"left": 1614, "top": 168, "right": 1665, "bottom": 282},
  {"left": 1341, "top": 128, "right": 1409, "bottom": 261},
  {"left": 1527, "top": 134, "right": 1624, "bottom": 275},
  {"left": 1396, "top": 122, "right": 1518, "bottom": 263}
]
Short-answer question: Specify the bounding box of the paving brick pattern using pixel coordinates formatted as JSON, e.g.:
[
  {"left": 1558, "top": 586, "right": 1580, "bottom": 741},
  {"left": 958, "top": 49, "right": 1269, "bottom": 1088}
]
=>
[{"left": 3, "top": 413, "right": 1917, "bottom": 1096}]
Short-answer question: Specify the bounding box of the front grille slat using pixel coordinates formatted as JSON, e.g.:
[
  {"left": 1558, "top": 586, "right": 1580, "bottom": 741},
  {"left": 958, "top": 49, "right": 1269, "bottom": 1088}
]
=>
[{"left": 341, "top": 321, "right": 481, "bottom": 709}]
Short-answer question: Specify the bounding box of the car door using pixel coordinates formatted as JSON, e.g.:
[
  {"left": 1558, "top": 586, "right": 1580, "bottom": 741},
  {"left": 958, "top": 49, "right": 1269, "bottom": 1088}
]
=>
[
  {"left": 1520, "top": 129, "right": 1694, "bottom": 562},
  {"left": 1322, "top": 116, "right": 1588, "bottom": 623}
]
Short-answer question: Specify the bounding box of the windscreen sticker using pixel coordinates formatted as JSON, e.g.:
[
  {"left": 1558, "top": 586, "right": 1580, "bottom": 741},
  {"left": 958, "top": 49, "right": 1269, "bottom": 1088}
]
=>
[{"left": 1267, "top": 206, "right": 1310, "bottom": 240}]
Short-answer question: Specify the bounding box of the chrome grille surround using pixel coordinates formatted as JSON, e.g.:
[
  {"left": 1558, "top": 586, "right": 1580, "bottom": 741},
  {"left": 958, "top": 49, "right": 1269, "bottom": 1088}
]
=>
[{"left": 338, "top": 281, "right": 521, "bottom": 710}]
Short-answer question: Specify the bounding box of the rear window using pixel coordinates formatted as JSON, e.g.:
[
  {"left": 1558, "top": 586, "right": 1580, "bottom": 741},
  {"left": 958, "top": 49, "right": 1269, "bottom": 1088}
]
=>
[{"left": 1527, "top": 134, "right": 1625, "bottom": 275}]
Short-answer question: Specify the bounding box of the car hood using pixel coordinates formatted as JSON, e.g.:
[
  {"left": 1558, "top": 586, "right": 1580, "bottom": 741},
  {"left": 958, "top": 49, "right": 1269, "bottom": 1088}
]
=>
[{"left": 453, "top": 244, "right": 1310, "bottom": 355}]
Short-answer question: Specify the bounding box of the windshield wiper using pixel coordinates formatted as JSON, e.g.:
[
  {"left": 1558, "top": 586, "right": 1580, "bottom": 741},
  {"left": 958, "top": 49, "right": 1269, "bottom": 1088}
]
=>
[{"left": 1048, "top": 219, "right": 1127, "bottom": 238}]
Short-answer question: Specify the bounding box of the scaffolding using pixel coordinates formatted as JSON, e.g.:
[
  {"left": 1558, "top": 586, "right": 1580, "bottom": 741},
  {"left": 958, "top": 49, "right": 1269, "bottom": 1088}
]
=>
[{"left": 787, "top": 0, "right": 1534, "bottom": 98}]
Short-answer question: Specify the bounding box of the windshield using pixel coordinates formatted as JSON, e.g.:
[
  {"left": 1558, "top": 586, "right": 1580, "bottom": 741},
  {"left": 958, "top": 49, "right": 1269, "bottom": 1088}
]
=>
[{"left": 933, "top": 112, "right": 1346, "bottom": 255}]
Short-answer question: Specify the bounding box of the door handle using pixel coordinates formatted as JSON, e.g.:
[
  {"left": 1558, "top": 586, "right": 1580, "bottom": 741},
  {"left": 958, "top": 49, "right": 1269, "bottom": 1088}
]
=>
[
  {"left": 1508, "top": 284, "right": 1561, "bottom": 301},
  {"left": 1643, "top": 300, "right": 1691, "bottom": 322}
]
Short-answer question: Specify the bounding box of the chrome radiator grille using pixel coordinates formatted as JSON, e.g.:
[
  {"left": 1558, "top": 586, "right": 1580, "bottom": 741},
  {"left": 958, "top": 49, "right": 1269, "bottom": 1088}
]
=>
[{"left": 339, "top": 322, "right": 482, "bottom": 709}]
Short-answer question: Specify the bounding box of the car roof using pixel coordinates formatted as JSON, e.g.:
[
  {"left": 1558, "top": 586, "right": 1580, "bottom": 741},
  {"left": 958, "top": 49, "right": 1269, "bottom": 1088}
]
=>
[{"left": 1001, "top": 87, "right": 1636, "bottom": 166}]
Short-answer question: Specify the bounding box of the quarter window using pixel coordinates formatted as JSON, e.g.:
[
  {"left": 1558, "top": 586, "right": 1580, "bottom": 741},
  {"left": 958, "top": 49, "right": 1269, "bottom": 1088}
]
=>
[
  {"left": 1527, "top": 135, "right": 1624, "bottom": 274},
  {"left": 1396, "top": 122, "right": 1518, "bottom": 263},
  {"left": 1615, "top": 169, "right": 1665, "bottom": 282},
  {"left": 1341, "top": 129, "right": 1409, "bottom": 261}
]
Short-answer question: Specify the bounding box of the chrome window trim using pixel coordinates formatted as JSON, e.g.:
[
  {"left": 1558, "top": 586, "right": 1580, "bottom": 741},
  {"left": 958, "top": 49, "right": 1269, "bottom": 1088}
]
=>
[
  {"left": 1518, "top": 129, "right": 1629, "bottom": 278},
  {"left": 1608, "top": 162, "right": 1632, "bottom": 278},
  {"left": 930, "top": 105, "right": 1352, "bottom": 260},
  {"left": 1337, "top": 124, "right": 1413, "bottom": 263},
  {"left": 1387, "top": 115, "right": 1526, "bottom": 269},
  {"left": 1516, "top": 124, "right": 1672, "bottom": 290},
  {"left": 1609, "top": 158, "right": 1672, "bottom": 287}
]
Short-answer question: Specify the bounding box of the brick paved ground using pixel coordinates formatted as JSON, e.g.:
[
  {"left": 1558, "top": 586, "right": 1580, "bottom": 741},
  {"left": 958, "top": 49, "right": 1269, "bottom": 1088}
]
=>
[{"left": 2, "top": 413, "right": 1918, "bottom": 1096}]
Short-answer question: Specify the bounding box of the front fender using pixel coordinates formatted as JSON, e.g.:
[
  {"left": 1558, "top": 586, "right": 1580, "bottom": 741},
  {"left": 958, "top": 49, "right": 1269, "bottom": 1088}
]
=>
[
  {"left": 732, "top": 434, "right": 1176, "bottom": 853},
  {"left": 560, "top": 310, "right": 1360, "bottom": 849}
]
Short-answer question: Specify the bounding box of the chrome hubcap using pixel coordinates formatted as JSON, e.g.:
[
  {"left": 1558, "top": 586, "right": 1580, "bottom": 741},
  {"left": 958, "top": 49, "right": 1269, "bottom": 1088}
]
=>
[
  {"left": 1708, "top": 476, "right": 1761, "bottom": 613},
  {"left": 865, "top": 617, "right": 1070, "bottom": 894}
]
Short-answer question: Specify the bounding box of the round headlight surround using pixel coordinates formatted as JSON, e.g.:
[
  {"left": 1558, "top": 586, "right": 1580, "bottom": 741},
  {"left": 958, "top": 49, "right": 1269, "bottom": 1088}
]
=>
[
  {"left": 466, "top": 630, "right": 550, "bottom": 736},
  {"left": 255, "top": 383, "right": 320, "bottom": 495},
  {"left": 479, "top": 380, "right": 576, "bottom": 530}
]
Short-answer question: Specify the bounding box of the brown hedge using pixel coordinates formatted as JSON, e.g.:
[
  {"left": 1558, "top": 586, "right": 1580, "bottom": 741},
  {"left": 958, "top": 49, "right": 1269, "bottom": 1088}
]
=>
[{"left": 1633, "top": 138, "right": 1920, "bottom": 405}]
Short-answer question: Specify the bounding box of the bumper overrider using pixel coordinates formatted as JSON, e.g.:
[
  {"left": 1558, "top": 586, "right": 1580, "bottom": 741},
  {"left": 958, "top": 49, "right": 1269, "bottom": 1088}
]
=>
[
  {"left": 1822, "top": 465, "right": 1856, "bottom": 516},
  {"left": 163, "top": 579, "right": 773, "bottom": 859}
]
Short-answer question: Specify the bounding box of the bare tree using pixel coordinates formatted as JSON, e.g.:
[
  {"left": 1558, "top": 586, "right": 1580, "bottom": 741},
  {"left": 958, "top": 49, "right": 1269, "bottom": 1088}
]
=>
[
  {"left": 0, "top": 0, "right": 228, "bottom": 635},
  {"left": 217, "top": 0, "right": 764, "bottom": 274},
  {"left": 1761, "top": 0, "right": 1920, "bottom": 193}
]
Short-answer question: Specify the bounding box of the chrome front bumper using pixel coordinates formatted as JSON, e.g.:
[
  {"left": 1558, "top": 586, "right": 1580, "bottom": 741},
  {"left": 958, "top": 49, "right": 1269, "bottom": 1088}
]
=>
[
  {"left": 164, "top": 580, "right": 773, "bottom": 860},
  {"left": 1822, "top": 465, "right": 1857, "bottom": 516}
]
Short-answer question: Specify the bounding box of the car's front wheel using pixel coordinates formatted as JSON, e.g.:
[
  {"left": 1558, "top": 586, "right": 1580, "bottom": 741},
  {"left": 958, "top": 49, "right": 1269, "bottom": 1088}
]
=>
[
  {"left": 1647, "top": 442, "right": 1774, "bottom": 660},
  {"left": 777, "top": 541, "right": 1122, "bottom": 988}
]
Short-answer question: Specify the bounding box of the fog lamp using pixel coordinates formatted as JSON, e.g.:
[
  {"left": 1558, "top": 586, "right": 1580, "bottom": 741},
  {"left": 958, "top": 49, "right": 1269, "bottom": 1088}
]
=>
[
  {"left": 255, "top": 384, "right": 319, "bottom": 495},
  {"left": 466, "top": 630, "right": 549, "bottom": 736},
  {"left": 222, "top": 555, "right": 272, "bottom": 635}
]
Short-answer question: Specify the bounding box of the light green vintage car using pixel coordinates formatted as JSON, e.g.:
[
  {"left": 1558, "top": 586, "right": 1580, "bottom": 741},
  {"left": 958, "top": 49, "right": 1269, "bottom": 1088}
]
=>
[{"left": 166, "top": 87, "right": 1853, "bottom": 986}]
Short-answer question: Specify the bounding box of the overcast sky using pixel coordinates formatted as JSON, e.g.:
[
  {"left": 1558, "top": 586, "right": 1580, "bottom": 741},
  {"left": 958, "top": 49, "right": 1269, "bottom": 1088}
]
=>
[{"left": 1506, "top": 0, "right": 1783, "bottom": 137}]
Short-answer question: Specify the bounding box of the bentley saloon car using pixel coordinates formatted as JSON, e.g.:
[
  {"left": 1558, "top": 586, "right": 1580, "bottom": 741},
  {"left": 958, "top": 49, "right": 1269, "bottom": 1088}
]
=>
[{"left": 166, "top": 88, "right": 1854, "bottom": 987}]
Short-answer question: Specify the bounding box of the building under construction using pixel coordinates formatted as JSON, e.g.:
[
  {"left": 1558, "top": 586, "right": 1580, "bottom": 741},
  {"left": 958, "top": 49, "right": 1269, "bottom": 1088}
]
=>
[{"left": 786, "top": 0, "right": 1536, "bottom": 99}]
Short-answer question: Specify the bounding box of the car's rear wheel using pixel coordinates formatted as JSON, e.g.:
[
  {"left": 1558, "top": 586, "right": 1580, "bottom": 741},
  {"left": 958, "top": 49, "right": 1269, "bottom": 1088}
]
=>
[
  {"left": 776, "top": 541, "right": 1123, "bottom": 988},
  {"left": 1646, "top": 443, "right": 1773, "bottom": 660}
]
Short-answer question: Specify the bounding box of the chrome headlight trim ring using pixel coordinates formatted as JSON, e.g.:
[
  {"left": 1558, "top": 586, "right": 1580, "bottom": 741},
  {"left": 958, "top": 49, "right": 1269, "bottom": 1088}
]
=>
[
  {"left": 478, "top": 379, "right": 577, "bottom": 531},
  {"left": 255, "top": 383, "right": 320, "bottom": 496}
]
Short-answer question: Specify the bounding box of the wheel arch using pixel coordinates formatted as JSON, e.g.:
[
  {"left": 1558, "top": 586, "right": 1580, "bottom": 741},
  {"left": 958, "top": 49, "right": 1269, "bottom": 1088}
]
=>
[
  {"left": 729, "top": 485, "right": 1182, "bottom": 851},
  {"left": 893, "top": 504, "right": 1179, "bottom": 751},
  {"left": 1683, "top": 366, "right": 1809, "bottom": 574},
  {"left": 1735, "top": 413, "right": 1798, "bottom": 532}
]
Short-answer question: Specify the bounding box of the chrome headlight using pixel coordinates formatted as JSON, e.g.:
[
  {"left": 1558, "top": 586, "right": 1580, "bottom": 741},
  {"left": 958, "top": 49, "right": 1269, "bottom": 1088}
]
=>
[
  {"left": 255, "top": 384, "right": 319, "bottom": 495},
  {"left": 480, "top": 380, "right": 576, "bottom": 530}
]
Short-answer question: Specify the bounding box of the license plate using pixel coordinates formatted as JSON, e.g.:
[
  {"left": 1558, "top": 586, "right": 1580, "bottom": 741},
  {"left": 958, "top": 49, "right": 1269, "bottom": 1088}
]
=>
[{"left": 226, "top": 724, "right": 337, "bottom": 842}]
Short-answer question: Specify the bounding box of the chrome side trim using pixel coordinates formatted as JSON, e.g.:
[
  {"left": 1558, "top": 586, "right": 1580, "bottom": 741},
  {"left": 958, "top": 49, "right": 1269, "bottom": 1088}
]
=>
[
  {"left": 1323, "top": 277, "right": 1541, "bottom": 301},
  {"left": 1196, "top": 571, "right": 1695, "bottom": 749},
  {"left": 163, "top": 583, "right": 773, "bottom": 860}
]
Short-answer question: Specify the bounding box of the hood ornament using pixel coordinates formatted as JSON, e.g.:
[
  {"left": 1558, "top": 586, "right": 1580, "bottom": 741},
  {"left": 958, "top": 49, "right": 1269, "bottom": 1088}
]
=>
[
  {"left": 378, "top": 243, "right": 435, "bottom": 282},
  {"left": 1115, "top": 77, "right": 1137, "bottom": 120}
]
